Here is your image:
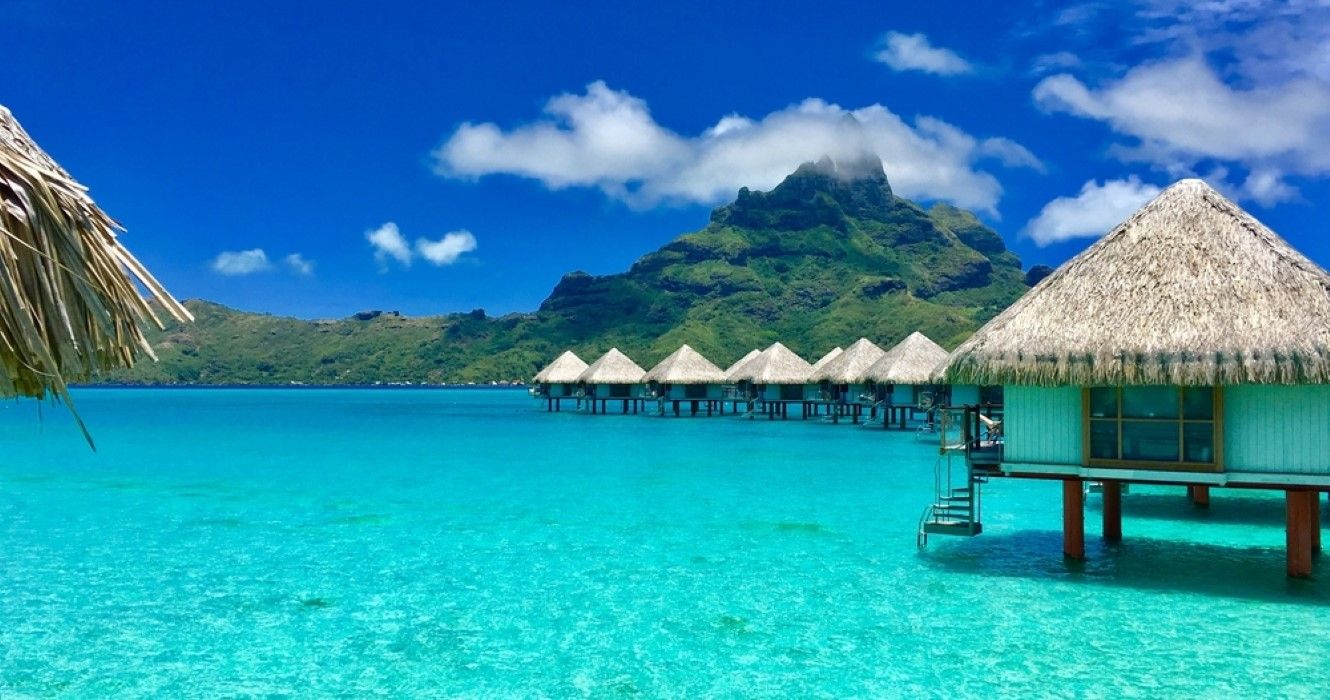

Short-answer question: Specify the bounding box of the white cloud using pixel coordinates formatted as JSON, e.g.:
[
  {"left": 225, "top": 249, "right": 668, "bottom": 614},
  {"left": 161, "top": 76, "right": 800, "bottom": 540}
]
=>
[
  {"left": 1239, "top": 168, "right": 1299, "bottom": 206},
  {"left": 284, "top": 253, "right": 315, "bottom": 276},
  {"left": 366, "top": 222, "right": 413, "bottom": 270},
  {"left": 435, "top": 81, "right": 1039, "bottom": 214},
  {"left": 1029, "top": 3, "right": 1330, "bottom": 203},
  {"left": 210, "top": 249, "right": 271, "bottom": 276},
  {"left": 873, "top": 32, "right": 974, "bottom": 76},
  {"left": 1034, "top": 57, "right": 1330, "bottom": 172},
  {"left": 1029, "top": 51, "right": 1083, "bottom": 76},
  {"left": 1025, "top": 176, "right": 1163, "bottom": 246},
  {"left": 415, "top": 230, "right": 477, "bottom": 266},
  {"left": 368, "top": 222, "right": 477, "bottom": 270}
]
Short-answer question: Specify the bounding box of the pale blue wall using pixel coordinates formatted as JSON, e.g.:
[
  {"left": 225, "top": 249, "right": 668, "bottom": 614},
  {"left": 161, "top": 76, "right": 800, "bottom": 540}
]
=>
[
  {"left": 585, "top": 383, "right": 641, "bottom": 398},
  {"left": 887, "top": 385, "right": 917, "bottom": 405},
  {"left": 1224, "top": 385, "right": 1330, "bottom": 475},
  {"left": 760, "top": 384, "right": 809, "bottom": 400},
  {"left": 950, "top": 384, "right": 980, "bottom": 406},
  {"left": 1000, "top": 384, "right": 1330, "bottom": 475},
  {"left": 663, "top": 384, "right": 723, "bottom": 400},
  {"left": 1003, "top": 385, "right": 1083, "bottom": 465}
]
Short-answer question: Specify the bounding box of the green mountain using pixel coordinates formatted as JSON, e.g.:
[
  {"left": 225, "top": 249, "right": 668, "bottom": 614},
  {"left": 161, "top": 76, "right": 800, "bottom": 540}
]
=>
[{"left": 100, "top": 156, "right": 1029, "bottom": 385}]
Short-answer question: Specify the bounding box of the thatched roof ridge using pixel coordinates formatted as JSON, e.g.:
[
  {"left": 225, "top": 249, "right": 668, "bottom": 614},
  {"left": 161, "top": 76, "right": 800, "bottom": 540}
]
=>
[
  {"left": 940, "top": 179, "right": 1330, "bottom": 386},
  {"left": 644, "top": 344, "right": 726, "bottom": 384},
  {"left": 533, "top": 350, "right": 587, "bottom": 383},
  {"left": 811, "top": 338, "right": 887, "bottom": 383},
  {"left": 734, "top": 342, "right": 813, "bottom": 384},
  {"left": 810, "top": 347, "right": 843, "bottom": 374},
  {"left": 0, "top": 106, "right": 190, "bottom": 440},
  {"left": 578, "top": 347, "right": 646, "bottom": 384},
  {"left": 723, "top": 348, "right": 761, "bottom": 382},
  {"left": 866, "top": 332, "right": 949, "bottom": 384}
]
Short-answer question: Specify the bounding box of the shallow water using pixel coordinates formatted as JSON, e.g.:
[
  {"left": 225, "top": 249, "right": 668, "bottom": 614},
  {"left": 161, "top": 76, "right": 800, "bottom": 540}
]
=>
[{"left": 0, "top": 389, "right": 1327, "bottom": 697}]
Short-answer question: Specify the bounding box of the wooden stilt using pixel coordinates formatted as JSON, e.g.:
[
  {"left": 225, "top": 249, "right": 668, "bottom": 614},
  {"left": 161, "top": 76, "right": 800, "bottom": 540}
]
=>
[
  {"left": 1102, "top": 481, "right": 1122, "bottom": 541},
  {"left": 1063, "top": 479, "right": 1085, "bottom": 560},
  {"left": 1313, "top": 491, "right": 1322, "bottom": 555},
  {"left": 1287, "top": 490, "right": 1314, "bottom": 578},
  {"left": 1190, "top": 484, "right": 1210, "bottom": 507}
]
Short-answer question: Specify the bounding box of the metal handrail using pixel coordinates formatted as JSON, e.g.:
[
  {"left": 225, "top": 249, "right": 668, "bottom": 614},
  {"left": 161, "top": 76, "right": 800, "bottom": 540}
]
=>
[{"left": 917, "top": 504, "right": 934, "bottom": 548}]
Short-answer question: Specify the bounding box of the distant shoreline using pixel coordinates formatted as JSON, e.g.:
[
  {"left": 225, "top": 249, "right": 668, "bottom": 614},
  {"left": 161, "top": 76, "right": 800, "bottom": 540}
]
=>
[{"left": 72, "top": 383, "right": 529, "bottom": 390}]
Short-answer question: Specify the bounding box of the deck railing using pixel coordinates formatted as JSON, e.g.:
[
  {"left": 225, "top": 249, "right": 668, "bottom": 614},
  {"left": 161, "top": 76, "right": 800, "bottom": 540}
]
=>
[{"left": 937, "top": 404, "right": 1004, "bottom": 466}]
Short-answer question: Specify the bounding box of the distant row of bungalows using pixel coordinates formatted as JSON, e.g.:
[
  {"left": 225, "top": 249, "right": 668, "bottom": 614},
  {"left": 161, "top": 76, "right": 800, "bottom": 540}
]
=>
[{"left": 531, "top": 332, "right": 996, "bottom": 427}]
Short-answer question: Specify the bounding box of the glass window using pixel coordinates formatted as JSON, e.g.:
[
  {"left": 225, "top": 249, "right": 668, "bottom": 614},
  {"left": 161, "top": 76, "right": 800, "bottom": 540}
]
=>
[
  {"left": 1182, "top": 387, "right": 1214, "bottom": 420},
  {"left": 1089, "top": 388, "right": 1117, "bottom": 418},
  {"left": 1184, "top": 423, "right": 1215, "bottom": 463},
  {"left": 1085, "top": 386, "right": 1218, "bottom": 468},
  {"left": 1090, "top": 420, "right": 1118, "bottom": 459},
  {"left": 1122, "top": 386, "right": 1179, "bottom": 419},
  {"left": 1122, "top": 422, "right": 1180, "bottom": 461}
]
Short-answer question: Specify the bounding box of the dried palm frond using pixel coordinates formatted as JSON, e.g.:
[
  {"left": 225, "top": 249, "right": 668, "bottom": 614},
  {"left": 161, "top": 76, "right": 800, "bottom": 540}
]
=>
[{"left": 0, "top": 106, "right": 191, "bottom": 442}]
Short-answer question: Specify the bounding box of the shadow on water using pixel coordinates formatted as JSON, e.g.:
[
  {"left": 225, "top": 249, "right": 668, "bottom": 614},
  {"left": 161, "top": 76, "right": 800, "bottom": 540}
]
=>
[
  {"left": 1085, "top": 491, "right": 1297, "bottom": 527},
  {"left": 923, "top": 530, "right": 1330, "bottom": 606}
]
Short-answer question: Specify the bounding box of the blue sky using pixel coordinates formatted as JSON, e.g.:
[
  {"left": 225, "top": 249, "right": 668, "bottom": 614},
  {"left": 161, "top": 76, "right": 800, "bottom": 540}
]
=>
[{"left": 6, "top": 0, "right": 1330, "bottom": 318}]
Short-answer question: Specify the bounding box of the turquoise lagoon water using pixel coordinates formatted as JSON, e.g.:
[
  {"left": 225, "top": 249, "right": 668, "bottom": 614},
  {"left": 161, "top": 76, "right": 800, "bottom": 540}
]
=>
[{"left": 1, "top": 388, "right": 1328, "bottom": 697}]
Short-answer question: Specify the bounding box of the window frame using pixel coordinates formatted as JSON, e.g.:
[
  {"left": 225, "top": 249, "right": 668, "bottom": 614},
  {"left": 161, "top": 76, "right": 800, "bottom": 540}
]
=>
[{"left": 1080, "top": 386, "right": 1224, "bottom": 473}]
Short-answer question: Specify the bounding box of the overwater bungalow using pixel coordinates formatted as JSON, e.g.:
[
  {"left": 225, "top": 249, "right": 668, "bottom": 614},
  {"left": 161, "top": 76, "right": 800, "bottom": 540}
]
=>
[
  {"left": 531, "top": 350, "right": 588, "bottom": 411},
  {"left": 864, "top": 332, "right": 950, "bottom": 428},
  {"left": 733, "top": 342, "right": 815, "bottom": 418},
  {"left": 643, "top": 344, "right": 728, "bottom": 416},
  {"left": 806, "top": 347, "right": 843, "bottom": 414},
  {"left": 930, "top": 179, "right": 1330, "bottom": 577},
  {"left": 721, "top": 348, "right": 762, "bottom": 407},
  {"left": 810, "top": 338, "right": 886, "bottom": 423},
  {"left": 577, "top": 348, "right": 647, "bottom": 414}
]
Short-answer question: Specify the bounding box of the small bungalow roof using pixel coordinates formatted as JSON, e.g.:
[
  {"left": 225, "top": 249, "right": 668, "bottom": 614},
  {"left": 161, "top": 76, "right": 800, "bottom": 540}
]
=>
[
  {"left": 811, "top": 338, "right": 887, "bottom": 383},
  {"left": 733, "top": 342, "right": 814, "bottom": 384},
  {"left": 643, "top": 344, "right": 726, "bottom": 384},
  {"left": 578, "top": 348, "right": 646, "bottom": 384},
  {"left": 866, "top": 332, "right": 949, "bottom": 385},
  {"left": 533, "top": 350, "right": 588, "bottom": 383}
]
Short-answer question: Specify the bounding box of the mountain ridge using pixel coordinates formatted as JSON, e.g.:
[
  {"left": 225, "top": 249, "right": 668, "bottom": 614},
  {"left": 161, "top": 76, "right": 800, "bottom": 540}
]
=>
[{"left": 100, "top": 156, "right": 1030, "bottom": 385}]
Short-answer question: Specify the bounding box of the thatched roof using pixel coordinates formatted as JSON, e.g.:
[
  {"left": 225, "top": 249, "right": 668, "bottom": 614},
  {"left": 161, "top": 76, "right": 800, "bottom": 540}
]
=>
[
  {"left": 810, "top": 347, "right": 843, "bottom": 374},
  {"left": 866, "top": 332, "right": 949, "bottom": 384},
  {"left": 578, "top": 348, "right": 646, "bottom": 384},
  {"left": 941, "top": 179, "right": 1330, "bottom": 386},
  {"left": 0, "top": 106, "right": 190, "bottom": 429},
  {"left": 644, "top": 344, "right": 726, "bottom": 384},
  {"left": 723, "top": 348, "right": 761, "bottom": 382},
  {"left": 533, "top": 350, "right": 587, "bottom": 383},
  {"left": 811, "top": 338, "right": 886, "bottom": 383},
  {"left": 733, "top": 342, "right": 813, "bottom": 384}
]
